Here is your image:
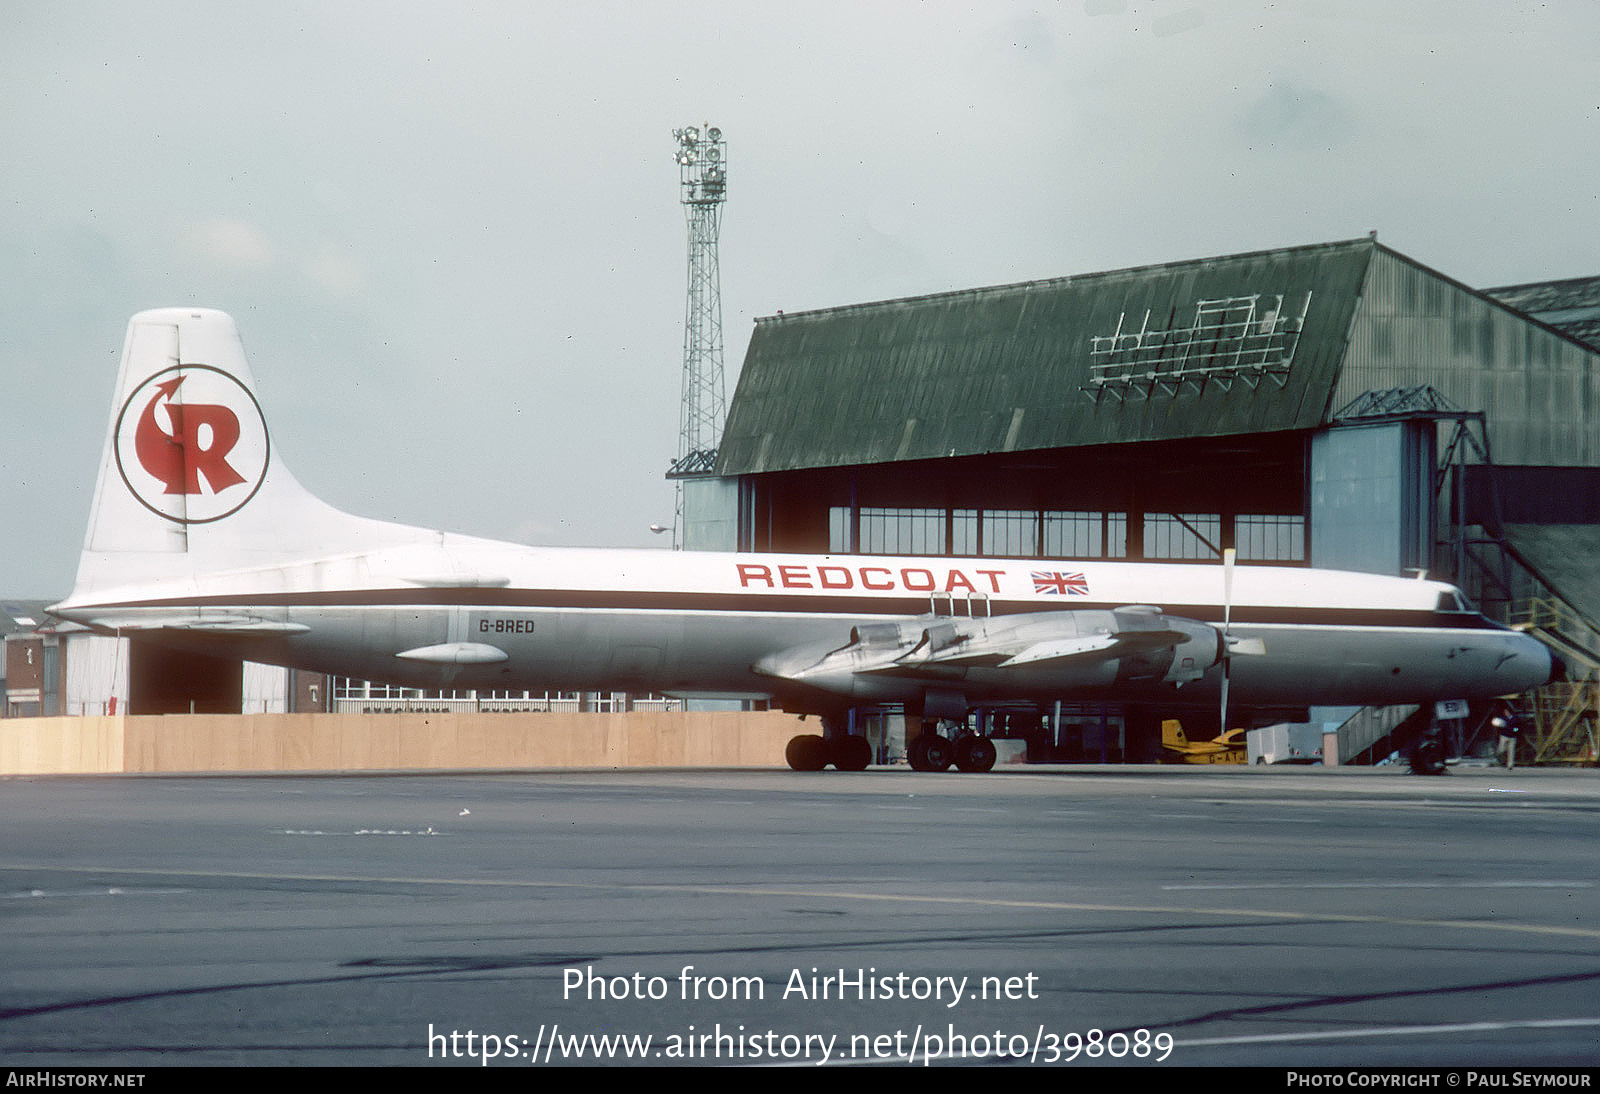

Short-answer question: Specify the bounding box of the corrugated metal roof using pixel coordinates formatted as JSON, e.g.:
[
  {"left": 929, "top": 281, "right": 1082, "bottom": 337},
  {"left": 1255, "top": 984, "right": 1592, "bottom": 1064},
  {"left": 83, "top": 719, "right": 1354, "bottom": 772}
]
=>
[
  {"left": 1559, "top": 319, "right": 1600, "bottom": 351},
  {"left": 1482, "top": 275, "right": 1600, "bottom": 352},
  {"left": 719, "top": 238, "right": 1377, "bottom": 475},
  {"left": 1482, "top": 275, "right": 1600, "bottom": 315}
]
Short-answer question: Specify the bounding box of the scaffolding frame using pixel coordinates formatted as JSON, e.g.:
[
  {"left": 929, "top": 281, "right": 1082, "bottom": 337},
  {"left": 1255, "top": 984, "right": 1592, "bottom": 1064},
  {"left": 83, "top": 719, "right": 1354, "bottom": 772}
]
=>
[
  {"left": 1336, "top": 385, "right": 1599, "bottom": 764},
  {"left": 1085, "top": 291, "right": 1311, "bottom": 402}
]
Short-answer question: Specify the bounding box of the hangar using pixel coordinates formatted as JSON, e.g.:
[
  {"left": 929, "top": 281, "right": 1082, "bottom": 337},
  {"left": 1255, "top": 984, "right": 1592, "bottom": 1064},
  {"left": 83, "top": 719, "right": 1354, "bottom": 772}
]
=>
[{"left": 683, "top": 236, "right": 1600, "bottom": 763}]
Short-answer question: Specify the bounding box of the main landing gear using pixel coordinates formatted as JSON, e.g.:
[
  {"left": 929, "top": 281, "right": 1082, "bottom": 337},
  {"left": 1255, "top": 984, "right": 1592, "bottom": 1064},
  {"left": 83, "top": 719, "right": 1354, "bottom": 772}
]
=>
[
  {"left": 784, "top": 732, "right": 871, "bottom": 772},
  {"left": 783, "top": 714, "right": 999, "bottom": 773},
  {"left": 908, "top": 731, "right": 996, "bottom": 773}
]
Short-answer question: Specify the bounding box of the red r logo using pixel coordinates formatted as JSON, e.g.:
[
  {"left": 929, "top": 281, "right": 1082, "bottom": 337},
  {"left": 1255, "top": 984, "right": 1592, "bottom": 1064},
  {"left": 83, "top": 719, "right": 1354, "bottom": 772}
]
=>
[
  {"left": 133, "top": 375, "right": 247, "bottom": 495},
  {"left": 114, "top": 364, "right": 269, "bottom": 524}
]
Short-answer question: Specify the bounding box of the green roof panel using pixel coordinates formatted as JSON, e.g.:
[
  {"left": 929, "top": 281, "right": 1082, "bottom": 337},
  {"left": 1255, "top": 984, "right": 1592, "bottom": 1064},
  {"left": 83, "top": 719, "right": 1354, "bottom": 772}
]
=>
[{"left": 719, "top": 238, "right": 1378, "bottom": 475}]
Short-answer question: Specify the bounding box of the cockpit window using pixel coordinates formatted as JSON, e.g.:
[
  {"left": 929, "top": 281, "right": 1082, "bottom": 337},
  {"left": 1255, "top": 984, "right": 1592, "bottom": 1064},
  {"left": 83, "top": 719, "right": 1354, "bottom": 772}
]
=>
[{"left": 1436, "top": 589, "right": 1472, "bottom": 612}]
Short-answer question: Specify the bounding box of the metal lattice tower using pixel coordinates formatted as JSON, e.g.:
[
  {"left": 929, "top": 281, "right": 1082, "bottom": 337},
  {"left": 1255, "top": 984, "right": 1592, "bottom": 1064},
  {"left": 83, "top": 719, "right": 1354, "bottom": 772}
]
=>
[{"left": 667, "top": 124, "right": 728, "bottom": 546}]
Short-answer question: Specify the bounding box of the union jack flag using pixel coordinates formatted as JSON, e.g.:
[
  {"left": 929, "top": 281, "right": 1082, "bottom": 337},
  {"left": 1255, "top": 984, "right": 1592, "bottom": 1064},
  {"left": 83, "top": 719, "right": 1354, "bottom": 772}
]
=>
[{"left": 1032, "top": 570, "right": 1089, "bottom": 596}]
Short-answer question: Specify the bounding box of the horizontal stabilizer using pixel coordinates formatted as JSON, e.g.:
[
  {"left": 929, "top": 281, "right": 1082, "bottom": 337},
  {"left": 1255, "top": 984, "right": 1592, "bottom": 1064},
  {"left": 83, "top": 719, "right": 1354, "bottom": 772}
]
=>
[{"left": 93, "top": 614, "right": 310, "bottom": 635}]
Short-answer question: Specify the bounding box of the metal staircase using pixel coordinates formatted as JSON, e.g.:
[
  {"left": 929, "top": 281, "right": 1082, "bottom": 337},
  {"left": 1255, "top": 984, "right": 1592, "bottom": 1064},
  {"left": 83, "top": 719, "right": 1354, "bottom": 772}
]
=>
[
  {"left": 1340, "top": 704, "right": 1422, "bottom": 766},
  {"left": 1514, "top": 599, "right": 1600, "bottom": 765}
]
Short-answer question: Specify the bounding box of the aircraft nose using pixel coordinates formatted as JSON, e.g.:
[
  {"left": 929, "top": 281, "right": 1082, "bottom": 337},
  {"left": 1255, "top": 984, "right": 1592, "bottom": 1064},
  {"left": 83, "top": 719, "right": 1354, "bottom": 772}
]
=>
[{"left": 1505, "top": 632, "right": 1555, "bottom": 692}]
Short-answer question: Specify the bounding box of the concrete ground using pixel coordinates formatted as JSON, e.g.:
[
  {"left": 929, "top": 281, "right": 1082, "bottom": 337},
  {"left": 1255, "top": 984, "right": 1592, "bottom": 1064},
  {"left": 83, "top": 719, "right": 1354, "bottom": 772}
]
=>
[{"left": 1, "top": 763, "right": 1596, "bottom": 1067}]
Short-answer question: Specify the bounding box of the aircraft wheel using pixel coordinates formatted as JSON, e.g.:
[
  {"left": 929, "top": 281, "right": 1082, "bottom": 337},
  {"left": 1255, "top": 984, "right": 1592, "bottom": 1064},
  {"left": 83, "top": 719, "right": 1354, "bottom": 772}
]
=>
[
  {"left": 907, "top": 735, "right": 931, "bottom": 771},
  {"left": 785, "top": 734, "right": 829, "bottom": 772},
  {"left": 921, "top": 734, "right": 955, "bottom": 771},
  {"left": 834, "top": 735, "right": 872, "bottom": 772},
  {"left": 1408, "top": 737, "right": 1447, "bottom": 776},
  {"left": 955, "top": 736, "right": 997, "bottom": 773}
]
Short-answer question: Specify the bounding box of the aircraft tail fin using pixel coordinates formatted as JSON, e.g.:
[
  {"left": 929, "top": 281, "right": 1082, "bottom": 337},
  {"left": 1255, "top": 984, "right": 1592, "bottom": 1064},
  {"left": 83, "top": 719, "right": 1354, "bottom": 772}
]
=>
[
  {"left": 66, "top": 308, "right": 428, "bottom": 600},
  {"left": 1161, "top": 719, "right": 1190, "bottom": 748}
]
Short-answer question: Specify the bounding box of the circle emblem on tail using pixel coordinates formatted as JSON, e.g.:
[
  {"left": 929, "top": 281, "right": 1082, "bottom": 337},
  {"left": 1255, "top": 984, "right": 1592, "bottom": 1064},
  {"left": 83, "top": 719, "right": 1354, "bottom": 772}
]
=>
[{"left": 114, "top": 364, "right": 270, "bottom": 524}]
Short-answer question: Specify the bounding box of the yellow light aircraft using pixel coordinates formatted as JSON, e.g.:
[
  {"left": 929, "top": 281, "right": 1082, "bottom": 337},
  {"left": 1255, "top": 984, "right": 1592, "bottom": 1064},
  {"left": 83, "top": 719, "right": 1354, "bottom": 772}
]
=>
[{"left": 1160, "top": 719, "right": 1247, "bottom": 764}]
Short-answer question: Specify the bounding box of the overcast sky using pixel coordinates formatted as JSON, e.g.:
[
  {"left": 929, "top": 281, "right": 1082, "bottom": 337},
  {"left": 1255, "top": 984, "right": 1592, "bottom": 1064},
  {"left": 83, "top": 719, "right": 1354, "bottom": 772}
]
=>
[{"left": 3, "top": 1, "right": 1597, "bottom": 597}]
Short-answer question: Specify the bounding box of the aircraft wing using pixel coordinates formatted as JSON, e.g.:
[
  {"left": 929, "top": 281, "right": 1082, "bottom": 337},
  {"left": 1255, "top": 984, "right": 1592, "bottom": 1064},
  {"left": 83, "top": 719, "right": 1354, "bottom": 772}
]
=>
[{"left": 753, "top": 607, "right": 1230, "bottom": 696}]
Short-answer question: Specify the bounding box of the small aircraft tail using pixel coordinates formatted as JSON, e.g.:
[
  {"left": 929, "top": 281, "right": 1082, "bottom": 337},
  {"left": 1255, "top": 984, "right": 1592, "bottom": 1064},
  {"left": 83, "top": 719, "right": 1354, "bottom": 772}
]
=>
[{"left": 66, "top": 308, "right": 428, "bottom": 601}]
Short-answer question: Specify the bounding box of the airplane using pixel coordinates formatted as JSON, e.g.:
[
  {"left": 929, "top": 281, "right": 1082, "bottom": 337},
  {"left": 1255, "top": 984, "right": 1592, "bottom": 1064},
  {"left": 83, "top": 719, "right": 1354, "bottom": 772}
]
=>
[
  {"left": 1159, "top": 720, "right": 1248, "bottom": 765},
  {"left": 50, "top": 308, "right": 1554, "bottom": 772}
]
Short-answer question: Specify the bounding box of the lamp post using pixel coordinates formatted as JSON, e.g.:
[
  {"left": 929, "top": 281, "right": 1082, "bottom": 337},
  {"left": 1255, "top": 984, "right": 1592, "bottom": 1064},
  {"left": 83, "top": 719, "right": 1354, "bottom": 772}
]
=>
[{"left": 667, "top": 124, "right": 728, "bottom": 549}]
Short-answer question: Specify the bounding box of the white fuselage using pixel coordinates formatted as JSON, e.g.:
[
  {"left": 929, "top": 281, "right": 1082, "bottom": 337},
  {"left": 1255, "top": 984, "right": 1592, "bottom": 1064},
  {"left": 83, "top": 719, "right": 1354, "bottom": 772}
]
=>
[{"left": 54, "top": 537, "right": 1553, "bottom": 712}]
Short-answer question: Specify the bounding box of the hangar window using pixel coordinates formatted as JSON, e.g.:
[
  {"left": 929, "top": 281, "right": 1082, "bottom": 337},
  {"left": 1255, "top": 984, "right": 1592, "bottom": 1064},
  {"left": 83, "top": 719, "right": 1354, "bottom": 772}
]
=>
[
  {"left": 855, "top": 507, "right": 946, "bottom": 555},
  {"left": 833, "top": 506, "right": 1133, "bottom": 558},
  {"left": 1145, "top": 513, "right": 1222, "bottom": 560},
  {"left": 1235, "top": 514, "right": 1306, "bottom": 561},
  {"left": 950, "top": 509, "right": 979, "bottom": 556},
  {"left": 982, "top": 510, "right": 1038, "bottom": 557},
  {"left": 1044, "top": 511, "right": 1128, "bottom": 559}
]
